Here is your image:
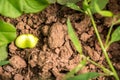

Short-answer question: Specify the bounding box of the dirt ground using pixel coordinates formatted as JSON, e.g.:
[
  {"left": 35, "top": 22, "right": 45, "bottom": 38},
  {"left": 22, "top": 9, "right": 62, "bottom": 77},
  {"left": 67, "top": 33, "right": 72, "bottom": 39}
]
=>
[{"left": 0, "top": 0, "right": 120, "bottom": 80}]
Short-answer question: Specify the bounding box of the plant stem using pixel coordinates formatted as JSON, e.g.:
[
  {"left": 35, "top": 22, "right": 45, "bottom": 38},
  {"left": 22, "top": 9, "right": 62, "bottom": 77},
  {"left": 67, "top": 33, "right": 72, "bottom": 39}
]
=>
[
  {"left": 67, "top": 17, "right": 113, "bottom": 78},
  {"left": 81, "top": 55, "right": 113, "bottom": 76},
  {"left": 87, "top": 9, "right": 119, "bottom": 80},
  {"left": 105, "top": 24, "right": 114, "bottom": 49},
  {"left": 87, "top": 59, "right": 113, "bottom": 75}
]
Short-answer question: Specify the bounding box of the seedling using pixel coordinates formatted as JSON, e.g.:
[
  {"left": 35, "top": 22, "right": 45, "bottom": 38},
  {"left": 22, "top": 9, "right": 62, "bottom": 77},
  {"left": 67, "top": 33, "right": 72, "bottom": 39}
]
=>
[
  {"left": 64, "top": 0, "right": 120, "bottom": 80},
  {"left": 65, "top": 19, "right": 111, "bottom": 80},
  {"left": 15, "top": 34, "right": 38, "bottom": 48},
  {"left": 105, "top": 16, "right": 120, "bottom": 49}
]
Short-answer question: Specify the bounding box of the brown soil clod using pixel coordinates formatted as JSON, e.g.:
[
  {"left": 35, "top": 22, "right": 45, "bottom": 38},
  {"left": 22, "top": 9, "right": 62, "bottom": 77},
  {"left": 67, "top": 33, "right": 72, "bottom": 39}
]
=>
[
  {"left": 48, "top": 22, "right": 66, "bottom": 49},
  {"left": 9, "top": 56, "right": 27, "bottom": 69}
]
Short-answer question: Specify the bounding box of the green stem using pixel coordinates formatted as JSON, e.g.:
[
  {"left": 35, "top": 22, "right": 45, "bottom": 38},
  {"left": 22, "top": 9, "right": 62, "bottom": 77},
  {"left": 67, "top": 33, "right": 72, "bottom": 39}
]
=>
[
  {"left": 81, "top": 55, "right": 113, "bottom": 76},
  {"left": 87, "top": 9, "right": 119, "bottom": 80},
  {"left": 87, "top": 58, "right": 113, "bottom": 75},
  {"left": 105, "top": 24, "right": 114, "bottom": 49}
]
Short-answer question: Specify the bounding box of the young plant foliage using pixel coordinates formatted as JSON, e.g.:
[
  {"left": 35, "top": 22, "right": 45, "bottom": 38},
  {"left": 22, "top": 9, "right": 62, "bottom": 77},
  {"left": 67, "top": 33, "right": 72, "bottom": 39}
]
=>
[
  {"left": 67, "top": 18, "right": 100, "bottom": 80},
  {"left": 89, "top": 0, "right": 113, "bottom": 17},
  {"left": 65, "top": 0, "right": 113, "bottom": 17},
  {"left": 0, "top": 45, "right": 8, "bottom": 61},
  {"left": 109, "top": 26, "right": 120, "bottom": 45},
  {"left": 66, "top": 3, "right": 83, "bottom": 12},
  {"left": 98, "top": 10, "right": 113, "bottom": 17},
  {"left": 0, "top": 0, "right": 49, "bottom": 18},
  {"left": 67, "top": 18, "right": 82, "bottom": 54},
  {"left": 66, "top": 0, "right": 119, "bottom": 79},
  {"left": 0, "top": 20, "right": 16, "bottom": 46},
  {"left": 89, "top": 0, "right": 108, "bottom": 13}
]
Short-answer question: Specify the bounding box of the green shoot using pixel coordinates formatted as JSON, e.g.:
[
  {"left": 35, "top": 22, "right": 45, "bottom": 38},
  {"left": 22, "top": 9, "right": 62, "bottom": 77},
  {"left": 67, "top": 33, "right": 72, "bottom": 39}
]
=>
[
  {"left": 87, "top": 9, "right": 119, "bottom": 80},
  {"left": 67, "top": 18, "right": 83, "bottom": 54},
  {"left": 67, "top": 18, "right": 113, "bottom": 80},
  {"left": 67, "top": 18, "right": 100, "bottom": 80},
  {"left": 108, "top": 26, "right": 120, "bottom": 47},
  {"left": 105, "top": 15, "right": 120, "bottom": 49},
  {"left": 65, "top": 0, "right": 120, "bottom": 80},
  {"left": 89, "top": 0, "right": 109, "bottom": 13}
]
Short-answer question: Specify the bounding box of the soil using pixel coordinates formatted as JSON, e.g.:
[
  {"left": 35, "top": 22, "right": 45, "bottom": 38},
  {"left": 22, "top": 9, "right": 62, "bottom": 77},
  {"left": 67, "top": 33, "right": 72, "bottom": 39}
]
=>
[{"left": 0, "top": 0, "right": 120, "bottom": 80}]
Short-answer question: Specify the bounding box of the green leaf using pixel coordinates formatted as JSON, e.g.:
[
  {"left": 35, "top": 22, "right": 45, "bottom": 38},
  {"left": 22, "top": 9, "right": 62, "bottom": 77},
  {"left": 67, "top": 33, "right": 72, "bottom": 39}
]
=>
[
  {"left": 89, "top": 0, "right": 113, "bottom": 17},
  {"left": 0, "top": 20, "right": 16, "bottom": 46},
  {"left": 89, "top": 0, "right": 108, "bottom": 13},
  {"left": 0, "top": 0, "right": 22, "bottom": 18},
  {"left": 66, "top": 3, "right": 83, "bottom": 12},
  {"left": 23, "top": 0, "right": 49, "bottom": 13},
  {"left": 0, "top": 60, "right": 9, "bottom": 66},
  {"left": 98, "top": 10, "right": 113, "bottom": 17},
  {"left": 109, "top": 26, "right": 120, "bottom": 44},
  {"left": 0, "top": 21, "right": 16, "bottom": 63},
  {"left": 82, "top": 0, "right": 89, "bottom": 12},
  {"left": 57, "top": 0, "right": 80, "bottom": 5},
  {"left": 67, "top": 72, "right": 99, "bottom": 80},
  {"left": 0, "top": 45, "right": 8, "bottom": 61},
  {"left": 67, "top": 18, "right": 82, "bottom": 54},
  {"left": 0, "top": 0, "right": 49, "bottom": 18}
]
